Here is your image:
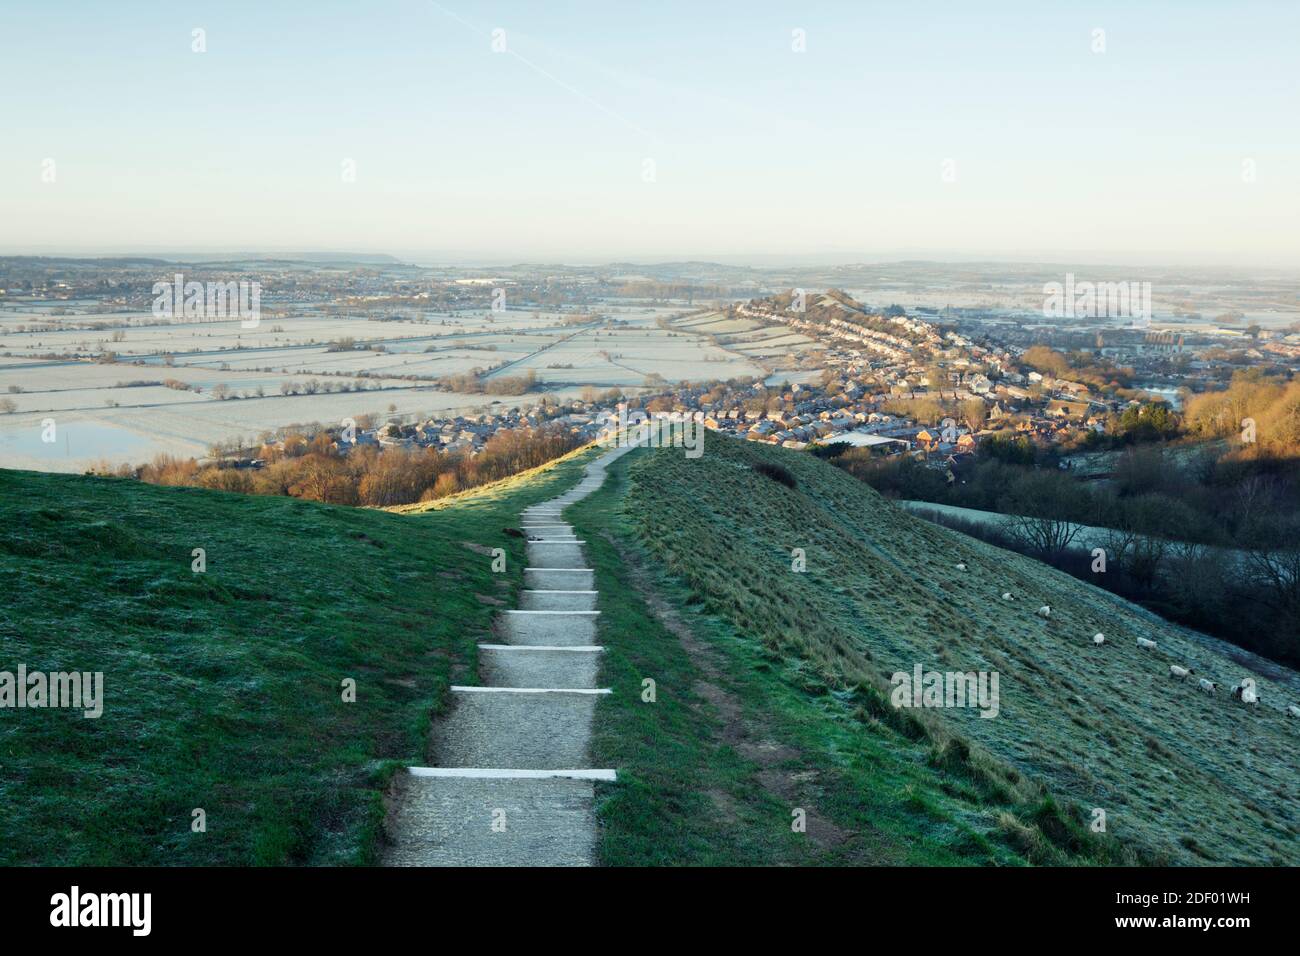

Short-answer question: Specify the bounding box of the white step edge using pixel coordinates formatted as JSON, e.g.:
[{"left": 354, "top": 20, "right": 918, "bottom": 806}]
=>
[
  {"left": 450, "top": 685, "right": 612, "bottom": 695},
  {"left": 502, "top": 609, "right": 600, "bottom": 616},
  {"left": 521, "top": 589, "right": 597, "bottom": 594},
  {"left": 528, "top": 540, "right": 587, "bottom": 545},
  {"left": 478, "top": 644, "right": 604, "bottom": 652},
  {"left": 407, "top": 767, "right": 617, "bottom": 781},
  {"left": 524, "top": 567, "right": 593, "bottom": 572}
]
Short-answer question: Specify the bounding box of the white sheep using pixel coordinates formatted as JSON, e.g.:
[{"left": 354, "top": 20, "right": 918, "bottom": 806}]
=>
[
  {"left": 1288, "top": 704, "right": 1300, "bottom": 719},
  {"left": 1137, "top": 637, "right": 1158, "bottom": 650},
  {"left": 1197, "top": 678, "right": 1218, "bottom": 694},
  {"left": 955, "top": 563, "right": 967, "bottom": 571},
  {"left": 1092, "top": 633, "right": 1106, "bottom": 645},
  {"left": 1169, "top": 664, "right": 1192, "bottom": 680},
  {"left": 1001, "top": 592, "right": 1014, "bottom": 601},
  {"left": 1231, "top": 682, "right": 1260, "bottom": 706},
  {"left": 1036, "top": 605, "right": 1051, "bottom": 618}
]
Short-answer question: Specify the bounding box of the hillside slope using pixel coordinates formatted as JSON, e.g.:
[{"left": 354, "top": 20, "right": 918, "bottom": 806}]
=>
[
  {"left": 0, "top": 447, "right": 599, "bottom": 865},
  {"left": 609, "top": 437, "right": 1300, "bottom": 865},
  {"left": 571, "top": 461, "right": 1089, "bottom": 865}
]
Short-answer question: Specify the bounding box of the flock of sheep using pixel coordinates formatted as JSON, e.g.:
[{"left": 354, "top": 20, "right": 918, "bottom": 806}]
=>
[{"left": 958, "top": 563, "right": 1300, "bottom": 721}]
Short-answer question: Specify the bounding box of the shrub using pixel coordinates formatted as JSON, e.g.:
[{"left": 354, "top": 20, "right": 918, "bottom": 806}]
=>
[{"left": 753, "top": 460, "right": 797, "bottom": 489}]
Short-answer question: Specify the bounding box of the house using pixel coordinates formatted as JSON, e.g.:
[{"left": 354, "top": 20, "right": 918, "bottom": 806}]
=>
[{"left": 1046, "top": 400, "right": 1084, "bottom": 419}]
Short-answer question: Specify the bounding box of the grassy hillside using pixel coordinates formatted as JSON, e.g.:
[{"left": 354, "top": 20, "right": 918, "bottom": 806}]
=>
[
  {"left": 0, "top": 446, "right": 599, "bottom": 865},
  {"left": 585, "top": 437, "right": 1299, "bottom": 865},
  {"left": 572, "top": 453, "right": 1123, "bottom": 865}
]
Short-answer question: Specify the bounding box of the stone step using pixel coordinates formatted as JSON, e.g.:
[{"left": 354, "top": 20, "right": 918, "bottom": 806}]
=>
[
  {"left": 526, "top": 541, "right": 587, "bottom": 567},
  {"left": 520, "top": 589, "right": 598, "bottom": 611},
  {"left": 384, "top": 771, "right": 604, "bottom": 867},
  {"left": 479, "top": 644, "right": 603, "bottom": 688},
  {"left": 497, "top": 609, "right": 600, "bottom": 645},
  {"left": 430, "top": 687, "right": 609, "bottom": 769},
  {"left": 524, "top": 567, "right": 594, "bottom": 590},
  {"left": 387, "top": 444, "right": 630, "bottom": 868}
]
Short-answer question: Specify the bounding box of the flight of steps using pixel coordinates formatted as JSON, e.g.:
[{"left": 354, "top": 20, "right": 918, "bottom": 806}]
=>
[{"left": 384, "top": 444, "right": 633, "bottom": 866}]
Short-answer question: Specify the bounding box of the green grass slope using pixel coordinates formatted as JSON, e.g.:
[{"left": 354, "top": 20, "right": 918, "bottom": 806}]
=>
[
  {"left": 592, "top": 437, "right": 1299, "bottom": 865},
  {"left": 0, "top": 447, "right": 598, "bottom": 865},
  {"left": 571, "top": 460, "right": 1057, "bottom": 865}
]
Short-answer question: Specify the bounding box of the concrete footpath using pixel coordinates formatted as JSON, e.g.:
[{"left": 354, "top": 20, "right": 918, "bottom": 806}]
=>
[{"left": 384, "top": 443, "right": 634, "bottom": 866}]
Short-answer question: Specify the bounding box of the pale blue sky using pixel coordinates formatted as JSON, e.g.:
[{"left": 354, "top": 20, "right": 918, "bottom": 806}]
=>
[{"left": 2, "top": 1, "right": 1297, "bottom": 266}]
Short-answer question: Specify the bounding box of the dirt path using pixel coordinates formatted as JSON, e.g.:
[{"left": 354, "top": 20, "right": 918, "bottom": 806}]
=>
[{"left": 603, "top": 533, "right": 849, "bottom": 850}]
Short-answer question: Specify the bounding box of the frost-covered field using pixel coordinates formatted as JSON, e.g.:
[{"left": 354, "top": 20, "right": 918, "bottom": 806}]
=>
[
  {"left": 0, "top": 300, "right": 764, "bottom": 472},
  {"left": 481, "top": 324, "right": 764, "bottom": 386},
  {"left": 0, "top": 378, "right": 596, "bottom": 473},
  {"left": 673, "top": 310, "right": 820, "bottom": 375}
]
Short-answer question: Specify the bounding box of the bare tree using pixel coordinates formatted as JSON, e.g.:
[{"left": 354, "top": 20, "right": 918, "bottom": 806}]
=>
[{"left": 1000, "top": 472, "right": 1084, "bottom": 559}]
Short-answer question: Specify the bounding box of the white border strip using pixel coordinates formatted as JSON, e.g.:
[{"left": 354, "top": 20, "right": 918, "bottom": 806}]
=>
[
  {"left": 479, "top": 644, "right": 603, "bottom": 652},
  {"left": 407, "top": 767, "right": 616, "bottom": 781},
  {"left": 502, "top": 609, "right": 599, "bottom": 616},
  {"left": 450, "top": 685, "right": 611, "bottom": 694}
]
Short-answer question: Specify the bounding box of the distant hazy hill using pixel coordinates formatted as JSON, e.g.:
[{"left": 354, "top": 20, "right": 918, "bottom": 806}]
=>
[
  {"left": 0, "top": 252, "right": 408, "bottom": 269},
  {"left": 223, "top": 252, "right": 406, "bottom": 265}
]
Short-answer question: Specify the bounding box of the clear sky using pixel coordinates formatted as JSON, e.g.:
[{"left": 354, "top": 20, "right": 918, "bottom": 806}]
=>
[{"left": 2, "top": 0, "right": 1297, "bottom": 267}]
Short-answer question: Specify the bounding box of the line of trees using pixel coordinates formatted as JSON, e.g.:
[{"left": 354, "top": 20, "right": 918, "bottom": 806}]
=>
[
  {"left": 837, "top": 415, "right": 1300, "bottom": 666},
  {"left": 133, "top": 426, "right": 582, "bottom": 507}
]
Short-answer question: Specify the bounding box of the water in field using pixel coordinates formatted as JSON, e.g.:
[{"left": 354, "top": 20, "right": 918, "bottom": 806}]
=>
[
  {"left": 1135, "top": 384, "right": 1183, "bottom": 409},
  {"left": 0, "top": 420, "right": 154, "bottom": 468}
]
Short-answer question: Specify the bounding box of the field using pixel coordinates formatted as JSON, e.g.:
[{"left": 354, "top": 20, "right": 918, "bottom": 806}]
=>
[
  {"left": 595, "top": 436, "right": 1300, "bottom": 865},
  {"left": 0, "top": 446, "right": 599, "bottom": 865},
  {"left": 672, "top": 310, "right": 821, "bottom": 376},
  {"left": 0, "top": 298, "right": 763, "bottom": 472}
]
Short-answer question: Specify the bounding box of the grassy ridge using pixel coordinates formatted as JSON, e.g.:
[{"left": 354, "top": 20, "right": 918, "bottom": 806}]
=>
[
  {"left": 572, "top": 452, "right": 1109, "bottom": 865},
  {"left": 595, "top": 437, "right": 1300, "bottom": 865},
  {"left": 0, "top": 446, "right": 598, "bottom": 865}
]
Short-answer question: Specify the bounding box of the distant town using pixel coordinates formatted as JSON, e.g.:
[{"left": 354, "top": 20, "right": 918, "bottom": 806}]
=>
[{"left": 2, "top": 257, "right": 1297, "bottom": 483}]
